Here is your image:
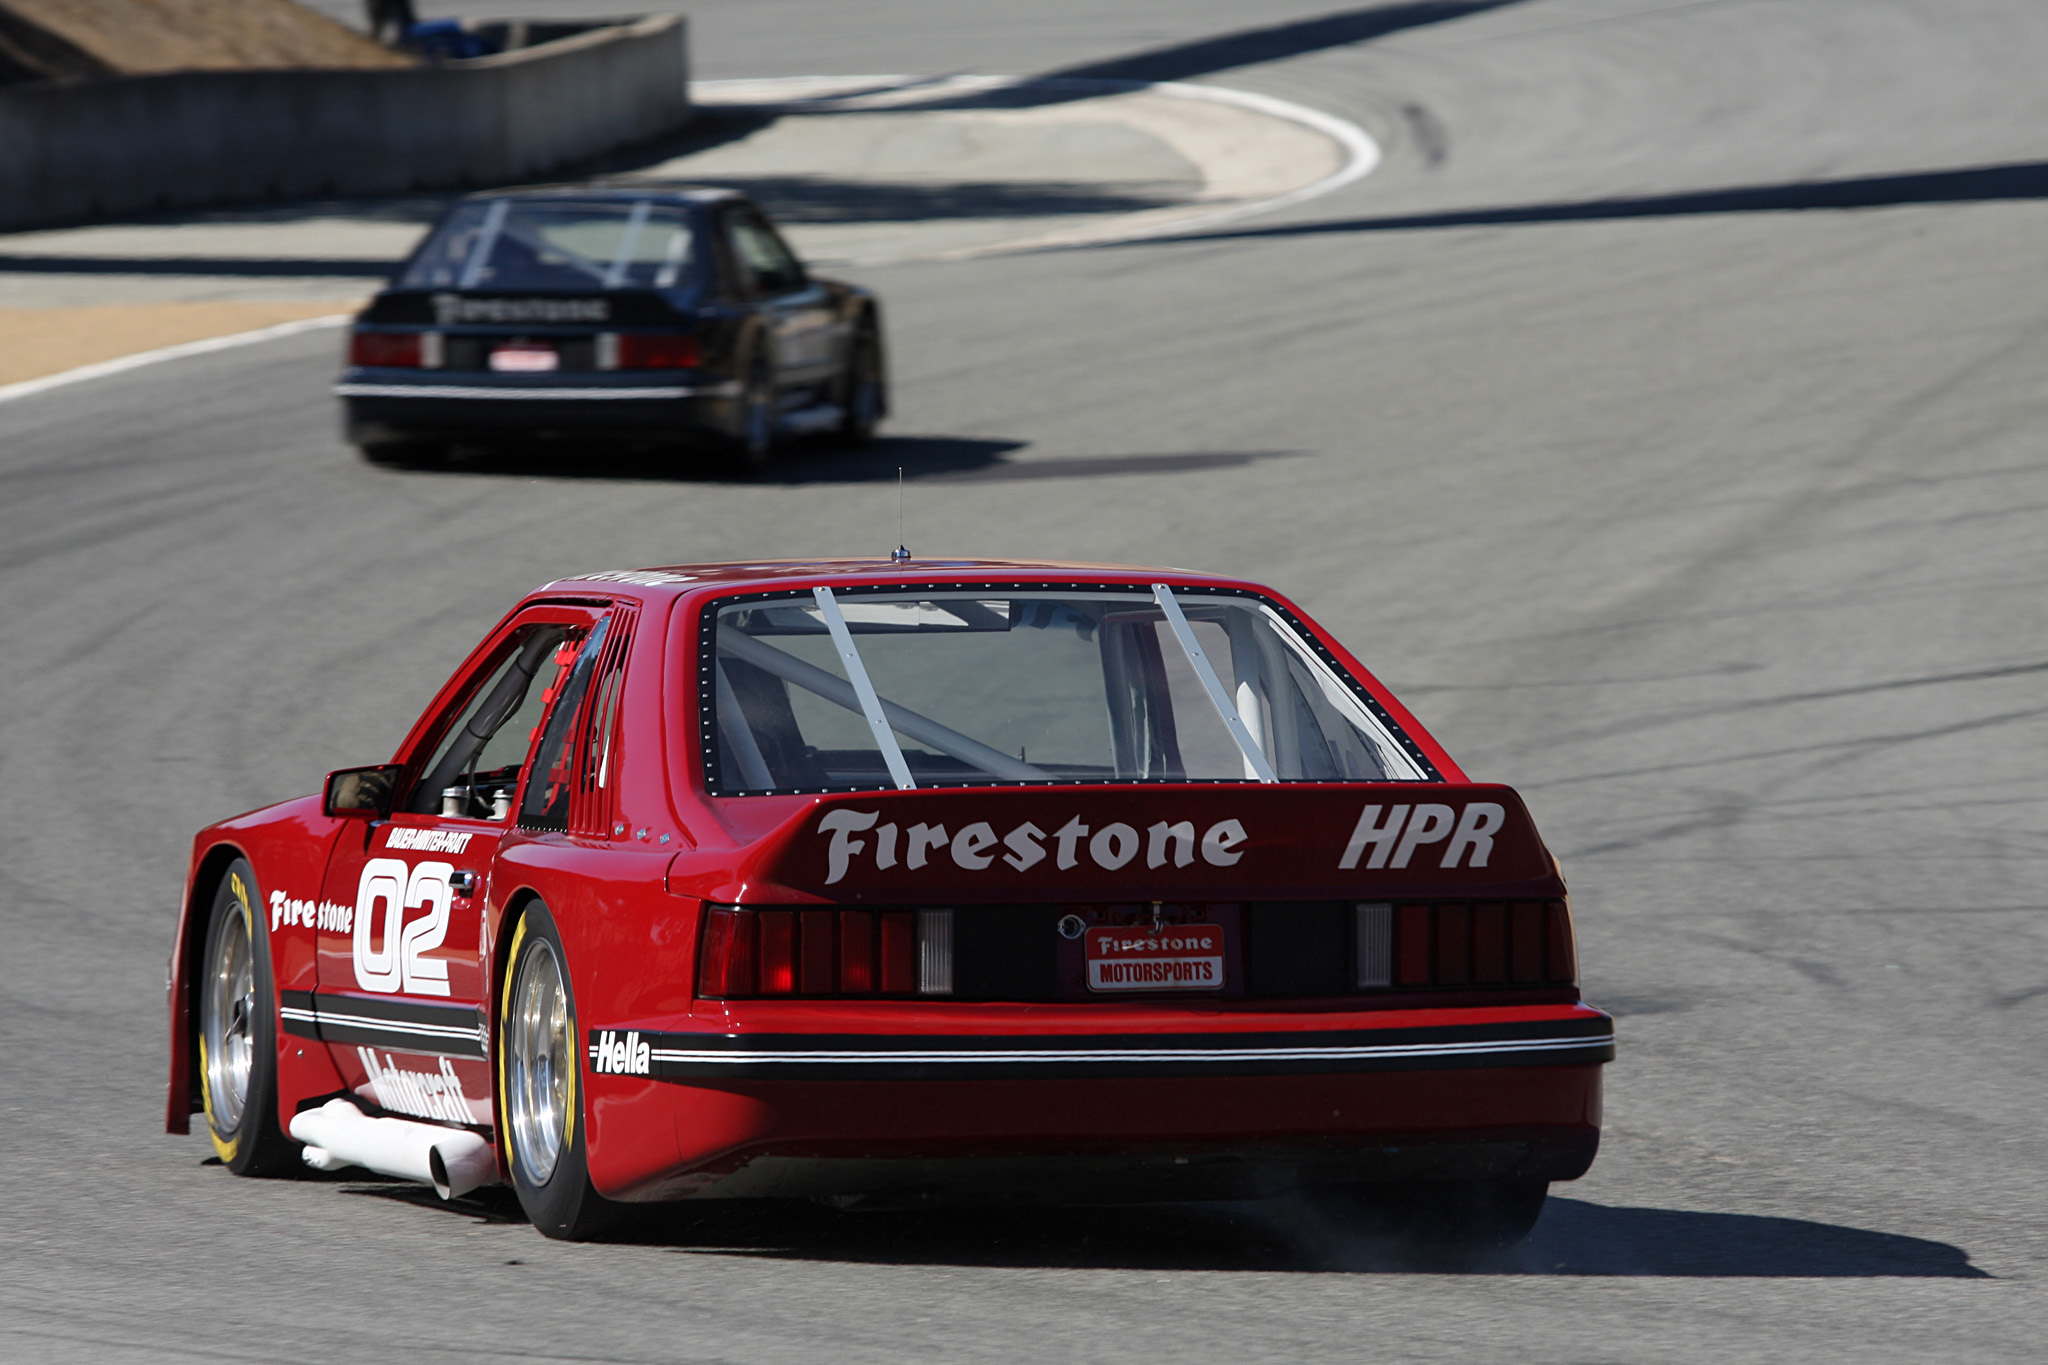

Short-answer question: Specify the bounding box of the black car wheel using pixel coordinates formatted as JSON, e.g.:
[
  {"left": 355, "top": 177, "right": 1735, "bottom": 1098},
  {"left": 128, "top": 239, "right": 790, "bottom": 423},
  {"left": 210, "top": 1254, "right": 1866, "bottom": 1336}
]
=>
[
  {"left": 198, "top": 859, "right": 297, "bottom": 1176},
  {"left": 357, "top": 440, "right": 449, "bottom": 467},
  {"left": 837, "top": 324, "right": 884, "bottom": 446},
  {"left": 498, "top": 899, "right": 619, "bottom": 1240},
  {"left": 720, "top": 352, "right": 776, "bottom": 476}
]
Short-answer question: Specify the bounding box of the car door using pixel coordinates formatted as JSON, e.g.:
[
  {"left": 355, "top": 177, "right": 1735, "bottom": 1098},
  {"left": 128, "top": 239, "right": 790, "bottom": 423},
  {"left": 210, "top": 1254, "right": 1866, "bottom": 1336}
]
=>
[
  {"left": 722, "top": 206, "right": 839, "bottom": 394},
  {"left": 308, "top": 605, "right": 607, "bottom": 1124}
]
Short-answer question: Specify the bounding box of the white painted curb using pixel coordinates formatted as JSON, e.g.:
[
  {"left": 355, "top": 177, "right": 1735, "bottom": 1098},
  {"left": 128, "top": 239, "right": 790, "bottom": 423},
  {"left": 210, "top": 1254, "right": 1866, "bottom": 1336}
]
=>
[
  {"left": 1137, "top": 80, "right": 1380, "bottom": 240},
  {"left": 696, "top": 73, "right": 1382, "bottom": 252},
  {"left": 0, "top": 313, "right": 350, "bottom": 408}
]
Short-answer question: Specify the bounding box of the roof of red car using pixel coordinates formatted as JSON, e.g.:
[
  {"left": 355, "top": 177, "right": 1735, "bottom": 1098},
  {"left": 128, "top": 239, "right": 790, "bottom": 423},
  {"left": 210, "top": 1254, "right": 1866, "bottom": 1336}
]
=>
[{"left": 538, "top": 558, "right": 1256, "bottom": 602}]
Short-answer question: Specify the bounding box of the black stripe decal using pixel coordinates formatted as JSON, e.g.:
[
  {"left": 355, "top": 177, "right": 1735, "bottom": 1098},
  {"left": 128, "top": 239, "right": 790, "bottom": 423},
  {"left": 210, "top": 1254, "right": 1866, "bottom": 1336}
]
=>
[
  {"left": 279, "top": 989, "right": 486, "bottom": 1058},
  {"left": 585, "top": 1019, "right": 1614, "bottom": 1082}
]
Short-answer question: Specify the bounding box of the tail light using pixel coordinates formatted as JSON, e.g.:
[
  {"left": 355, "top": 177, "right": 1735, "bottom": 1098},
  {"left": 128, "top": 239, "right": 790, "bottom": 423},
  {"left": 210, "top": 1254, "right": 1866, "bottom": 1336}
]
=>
[
  {"left": 602, "top": 333, "right": 701, "bottom": 370},
  {"left": 698, "top": 905, "right": 952, "bottom": 999},
  {"left": 696, "top": 906, "right": 755, "bottom": 997},
  {"left": 350, "top": 330, "right": 423, "bottom": 367},
  {"left": 1374, "top": 900, "right": 1575, "bottom": 989}
]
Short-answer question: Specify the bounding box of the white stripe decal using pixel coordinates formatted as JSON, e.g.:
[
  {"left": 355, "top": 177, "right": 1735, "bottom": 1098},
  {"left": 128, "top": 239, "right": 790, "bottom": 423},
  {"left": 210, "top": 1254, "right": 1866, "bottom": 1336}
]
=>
[
  {"left": 311, "top": 1011, "right": 481, "bottom": 1041},
  {"left": 641, "top": 1033, "right": 1614, "bottom": 1067},
  {"left": 335, "top": 382, "right": 703, "bottom": 401}
]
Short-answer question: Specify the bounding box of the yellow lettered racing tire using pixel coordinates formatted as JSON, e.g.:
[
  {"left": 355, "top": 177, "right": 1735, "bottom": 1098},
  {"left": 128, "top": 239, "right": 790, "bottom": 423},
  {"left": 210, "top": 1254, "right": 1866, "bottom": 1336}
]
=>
[
  {"left": 498, "top": 900, "right": 620, "bottom": 1240},
  {"left": 198, "top": 860, "right": 296, "bottom": 1175}
]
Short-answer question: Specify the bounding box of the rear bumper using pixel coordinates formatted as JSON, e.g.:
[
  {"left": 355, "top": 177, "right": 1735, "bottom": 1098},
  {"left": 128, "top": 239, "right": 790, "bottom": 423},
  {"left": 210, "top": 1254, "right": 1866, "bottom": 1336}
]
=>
[
  {"left": 582, "top": 1008, "right": 1612, "bottom": 1203},
  {"left": 337, "top": 369, "right": 738, "bottom": 443}
]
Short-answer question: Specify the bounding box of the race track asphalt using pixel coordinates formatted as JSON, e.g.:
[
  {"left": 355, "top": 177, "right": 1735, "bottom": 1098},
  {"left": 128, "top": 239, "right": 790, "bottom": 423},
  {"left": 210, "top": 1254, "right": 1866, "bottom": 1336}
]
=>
[{"left": 3, "top": 2, "right": 2046, "bottom": 1360}]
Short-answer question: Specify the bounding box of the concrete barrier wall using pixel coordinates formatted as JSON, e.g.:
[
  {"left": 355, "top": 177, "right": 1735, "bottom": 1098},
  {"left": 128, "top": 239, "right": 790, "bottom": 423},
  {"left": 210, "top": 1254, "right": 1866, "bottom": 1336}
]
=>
[{"left": 0, "top": 16, "right": 689, "bottom": 231}]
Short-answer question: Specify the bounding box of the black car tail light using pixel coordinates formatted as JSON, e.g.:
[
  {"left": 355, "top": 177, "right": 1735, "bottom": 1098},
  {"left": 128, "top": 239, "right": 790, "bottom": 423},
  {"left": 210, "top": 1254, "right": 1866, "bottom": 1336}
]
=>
[
  {"left": 615, "top": 333, "right": 702, "bottom": 369},
  {"left": 350, "top": 330, "right": 423, "bottom": 367},
  {"left": 698, "top": 905, "right": 949, "bottom": 999}
]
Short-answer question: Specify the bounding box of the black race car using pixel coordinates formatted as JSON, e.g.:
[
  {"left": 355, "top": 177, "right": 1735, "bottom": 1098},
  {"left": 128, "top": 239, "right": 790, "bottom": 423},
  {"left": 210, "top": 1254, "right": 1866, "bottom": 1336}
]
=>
[{"left": 337, "top": 188, "right": 886, "bottom": 470}]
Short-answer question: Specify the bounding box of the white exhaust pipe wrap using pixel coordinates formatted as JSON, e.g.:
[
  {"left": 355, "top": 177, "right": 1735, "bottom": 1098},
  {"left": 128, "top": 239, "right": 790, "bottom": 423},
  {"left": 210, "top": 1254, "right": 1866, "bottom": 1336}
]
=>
[{"left": 289, "top": 1098, "right": 499, "bottom": 1199}]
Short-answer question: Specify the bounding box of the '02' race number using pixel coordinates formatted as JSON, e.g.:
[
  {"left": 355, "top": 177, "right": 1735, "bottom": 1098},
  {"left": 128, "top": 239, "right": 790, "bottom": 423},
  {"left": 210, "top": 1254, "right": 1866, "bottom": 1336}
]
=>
[{"left": 353, "top": 858, "right": 452, "bottom": 997}]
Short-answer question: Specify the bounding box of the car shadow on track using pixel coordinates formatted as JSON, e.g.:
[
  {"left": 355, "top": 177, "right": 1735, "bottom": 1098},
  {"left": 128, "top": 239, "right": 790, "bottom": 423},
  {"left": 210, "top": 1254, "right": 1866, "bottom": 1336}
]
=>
[
  {"left": 636, "top": 1196, "right": 1988, "bottom": 1277},
  {"left": 348, "top": 1183, "right": 1985, "bottom": 1277},
  {"left": 363, "top": 436, "right": 1305, "bottom": 486}
]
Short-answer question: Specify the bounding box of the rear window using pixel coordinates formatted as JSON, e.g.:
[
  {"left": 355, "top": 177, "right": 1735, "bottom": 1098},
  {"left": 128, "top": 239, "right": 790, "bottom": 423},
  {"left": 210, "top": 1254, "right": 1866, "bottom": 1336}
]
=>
[
  {"left": 399, "top": 199, "right": 698, "bottom": 292},
  {"left": 705, "top": 588, "right": 1432, "bottom": 794}
]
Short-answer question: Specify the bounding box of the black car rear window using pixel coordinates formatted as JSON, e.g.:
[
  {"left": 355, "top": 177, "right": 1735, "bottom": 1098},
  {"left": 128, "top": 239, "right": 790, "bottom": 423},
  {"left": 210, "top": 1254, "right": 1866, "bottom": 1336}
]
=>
[{"left": 400, "top": 199, "right": 699, "bottom": 292}]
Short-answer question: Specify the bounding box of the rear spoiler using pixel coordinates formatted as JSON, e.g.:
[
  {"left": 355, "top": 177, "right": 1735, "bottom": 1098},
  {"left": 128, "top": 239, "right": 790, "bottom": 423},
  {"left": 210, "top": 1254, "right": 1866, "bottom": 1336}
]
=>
[{"left": 687, "top": 785, "right": 1562, "bottom": 905}]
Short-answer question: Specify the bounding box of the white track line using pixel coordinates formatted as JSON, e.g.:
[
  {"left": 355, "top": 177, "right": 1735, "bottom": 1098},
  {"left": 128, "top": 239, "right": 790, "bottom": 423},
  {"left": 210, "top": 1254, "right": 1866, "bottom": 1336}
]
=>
[{"left": 0, "top": 312, "right": 350, "bottom": 408}]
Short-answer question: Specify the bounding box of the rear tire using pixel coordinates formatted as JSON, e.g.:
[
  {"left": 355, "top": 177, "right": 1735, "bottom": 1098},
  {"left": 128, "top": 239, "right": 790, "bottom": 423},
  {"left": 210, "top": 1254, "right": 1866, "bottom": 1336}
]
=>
[
  {"left": 499, "top": 900, "right": 618, "bottom": 1240},
  {"left": 357, "top": 440, "right": 448, "bottom": 467},
  {"left": 837, "top": 324, "right": 884, "bottom": 446},
  {"left": 198, "top": 860, "right": 296, "bottom": 1176}
]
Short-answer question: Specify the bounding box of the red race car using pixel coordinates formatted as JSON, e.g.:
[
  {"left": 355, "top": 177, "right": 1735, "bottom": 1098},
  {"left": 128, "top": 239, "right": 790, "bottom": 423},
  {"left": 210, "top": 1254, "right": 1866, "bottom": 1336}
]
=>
[{"left": 167, "top": 559, "right": 1612, "bottom": 1243}]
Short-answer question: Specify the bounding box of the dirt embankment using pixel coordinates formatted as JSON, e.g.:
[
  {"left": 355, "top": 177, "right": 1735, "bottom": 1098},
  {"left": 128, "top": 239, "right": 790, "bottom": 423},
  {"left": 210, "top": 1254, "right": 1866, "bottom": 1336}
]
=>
[{"left": 0, "top": 0, "right": 408, "bottom": 82}]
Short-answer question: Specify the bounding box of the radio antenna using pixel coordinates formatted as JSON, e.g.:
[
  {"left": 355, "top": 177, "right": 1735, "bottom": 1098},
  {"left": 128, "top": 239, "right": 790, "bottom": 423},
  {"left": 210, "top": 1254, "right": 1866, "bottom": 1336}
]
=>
[{"left": 891, "top": 466, "right": 910, "bottom": 561}]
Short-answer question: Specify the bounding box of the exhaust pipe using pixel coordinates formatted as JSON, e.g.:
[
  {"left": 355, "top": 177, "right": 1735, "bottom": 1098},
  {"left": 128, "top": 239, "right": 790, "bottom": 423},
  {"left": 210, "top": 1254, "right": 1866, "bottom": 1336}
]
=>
[{"left": 289, "top": 1098, "right": 499, "bottom": 1199}]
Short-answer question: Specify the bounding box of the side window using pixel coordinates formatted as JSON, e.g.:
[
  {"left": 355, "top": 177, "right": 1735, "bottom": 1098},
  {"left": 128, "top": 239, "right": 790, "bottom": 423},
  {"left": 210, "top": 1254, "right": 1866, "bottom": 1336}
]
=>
[
  {"left": 520, "top": 615, "right": 615, "bottom": 830},
  {"left": 408, "top": 625, "right": 575, "bottom": 817},
  {"left": 725, "top": 212, "right": 805, "bottom": 296}
]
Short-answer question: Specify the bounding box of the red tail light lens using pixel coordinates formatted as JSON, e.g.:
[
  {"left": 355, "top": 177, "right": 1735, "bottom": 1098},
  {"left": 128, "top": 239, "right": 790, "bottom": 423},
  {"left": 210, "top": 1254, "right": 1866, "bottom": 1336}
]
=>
[
  {"left": 879, "top": 912, "right": 915, "bottom": 993},
  {"left": 1383, "top": 900, "right": 1577, "bottom": 990},
  {"left": 696, "top": 906, "right": 753, "bottom": 997},
  {"left": 1470, "top": 902, "right": 1506, "bottom": 984},
  {"left": 1434, "top": 905, "right": 1470, "bottom": 985},
  {"left": 757, "top": 911, "right": 796, "bottom": 995},
  {"left": 617, "top": 333, "right": 701, "bottom": 369},
  {"left": 838, "top": 911, "right": 874, "bottom": 993},
  {"left": 350, "top": 330, "right": 422, "bottom": 367},
  {"left": 1544, "top": 900, "right": 1577, "bottom": 985},
  {"left": 799, "top": 910, "right": 836, "bottom": 994},
  {"left": 695, "top": 906, "right": 940, "bottom": 999},
  {"left": 1394, "top": 904, "right": 1431, "bottom": 985}
]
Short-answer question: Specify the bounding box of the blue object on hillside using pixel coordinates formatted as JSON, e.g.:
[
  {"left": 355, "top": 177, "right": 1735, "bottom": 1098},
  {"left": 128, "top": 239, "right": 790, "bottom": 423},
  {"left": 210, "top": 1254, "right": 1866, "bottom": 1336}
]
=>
[{"left": 406, "top": 19, "right": 495, "bottom": 61}]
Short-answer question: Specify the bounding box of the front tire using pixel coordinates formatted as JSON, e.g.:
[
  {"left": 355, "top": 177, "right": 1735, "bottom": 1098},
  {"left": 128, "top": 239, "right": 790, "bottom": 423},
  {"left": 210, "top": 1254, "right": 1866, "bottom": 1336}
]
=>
[
  {"left": 198, "top": 860, "right": 295, "bottom": 1175},
  {"left": 719, "top": 352, "right": 777, "bottom": 476},
  {"left": 499, "top": 900, "right": 617, "bottom": 1240}
]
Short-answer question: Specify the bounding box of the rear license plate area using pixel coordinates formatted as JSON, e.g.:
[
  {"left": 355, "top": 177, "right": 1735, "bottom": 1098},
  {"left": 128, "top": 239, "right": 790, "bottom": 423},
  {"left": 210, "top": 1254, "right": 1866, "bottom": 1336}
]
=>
[
  {"left": 489, "top": 344, "right": 559, "bottom": 373},
  {"left": 1057, "top": 904, "right": 1241, "bottom": 997}
]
